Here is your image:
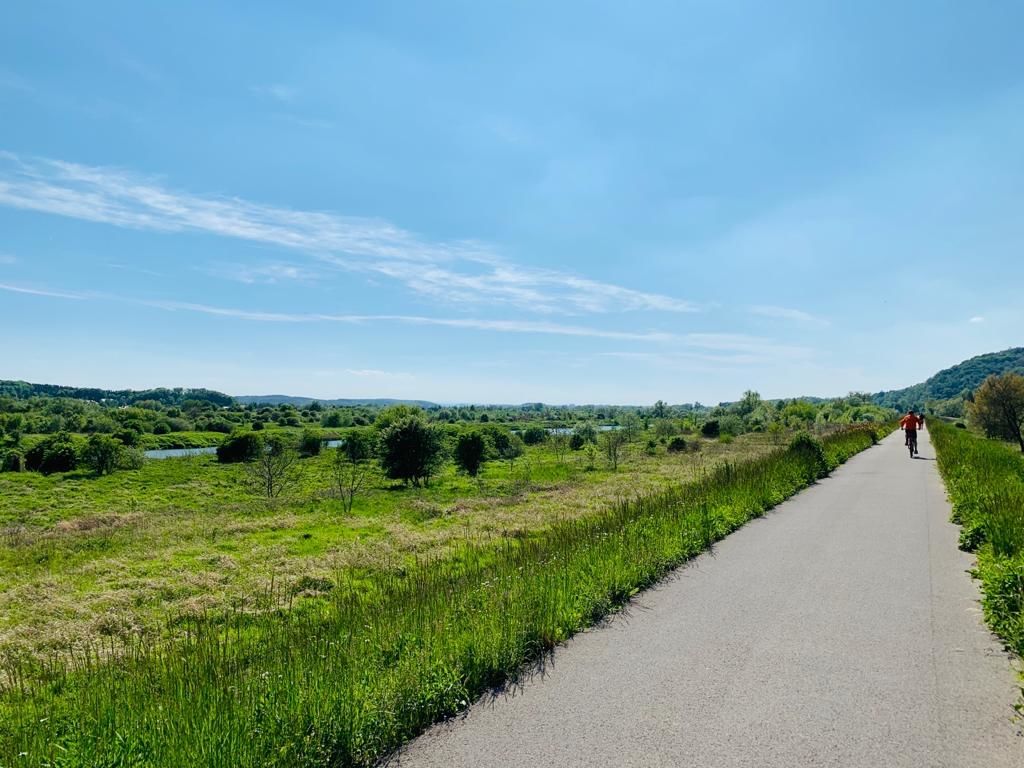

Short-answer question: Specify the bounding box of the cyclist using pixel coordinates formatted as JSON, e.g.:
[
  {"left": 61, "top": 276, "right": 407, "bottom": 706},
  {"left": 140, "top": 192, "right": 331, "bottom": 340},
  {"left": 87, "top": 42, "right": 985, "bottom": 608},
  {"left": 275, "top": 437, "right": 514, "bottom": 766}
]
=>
[{"left": 900, "top": 409, "right": 921, "bottom": 456}]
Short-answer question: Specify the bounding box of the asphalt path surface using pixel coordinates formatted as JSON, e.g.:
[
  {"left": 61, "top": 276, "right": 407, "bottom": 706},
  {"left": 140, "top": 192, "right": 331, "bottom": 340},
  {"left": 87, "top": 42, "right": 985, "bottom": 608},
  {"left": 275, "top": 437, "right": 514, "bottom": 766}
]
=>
[{"left": 394, "top": 428, "right": 1022, "bottom": 767}]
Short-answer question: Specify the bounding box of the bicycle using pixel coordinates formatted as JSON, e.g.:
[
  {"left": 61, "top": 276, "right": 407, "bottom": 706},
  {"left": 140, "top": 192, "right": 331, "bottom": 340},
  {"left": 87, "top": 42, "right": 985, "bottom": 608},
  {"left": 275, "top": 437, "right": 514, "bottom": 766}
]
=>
[{"left": 905, "top": 430, "right": 918, "bottom": 457}]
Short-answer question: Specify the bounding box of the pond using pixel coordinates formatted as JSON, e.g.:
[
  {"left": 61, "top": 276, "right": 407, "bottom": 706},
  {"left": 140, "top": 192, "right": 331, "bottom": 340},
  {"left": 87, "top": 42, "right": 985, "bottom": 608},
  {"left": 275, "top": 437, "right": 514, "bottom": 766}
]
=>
[
  {"left": 143, "top": 446, "right": 219, "bottom": 459},
  {"left": 144, "top": 438, "right": 345, "bottom": 460},
  {"left": 514, "top": 425, "right": 622, "bottom": 435}
]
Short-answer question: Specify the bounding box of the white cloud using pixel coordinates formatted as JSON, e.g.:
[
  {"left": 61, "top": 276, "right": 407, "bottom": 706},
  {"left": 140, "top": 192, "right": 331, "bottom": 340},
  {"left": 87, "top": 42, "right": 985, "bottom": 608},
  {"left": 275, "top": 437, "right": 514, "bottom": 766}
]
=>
[
  {"left": 749, "top": 304, "right": 829, "bottom": 326},
  {"left": 968, "top": 316, "right": 985, "bottom": 323},
  {"left": 0, "top": 152, "right": 697, "bottom": 316},
  {"left": 0, "top": 254, "right": 16, "bottom": 265},
  {"left": 0, "top": 281, "right": 89, "bottom": 300},
  {"left": 204, "top": 262, "right": 319, "bottom": 284},
  {"left": 0, "top": 281, "right": 678, "bottom": 342},
  {"left": 149, "top": 300, "right": 677, "bottom": 341}
]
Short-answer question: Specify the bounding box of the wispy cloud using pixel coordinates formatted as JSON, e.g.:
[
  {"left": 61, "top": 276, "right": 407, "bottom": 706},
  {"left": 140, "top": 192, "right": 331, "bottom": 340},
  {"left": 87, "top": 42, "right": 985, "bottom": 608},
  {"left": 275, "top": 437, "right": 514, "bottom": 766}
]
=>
[
  {"left": 0, "top": 281, "right": 89, "bottom": 300},
  {"left": 0, "top": 152, "right": 697, "bottom": 315},
  {"left": 749, "top": 304, "right": 829, "bottom": 326},
  {"left": 151, "top": 299, "right": 677, "bottom": 341},
  {"left": 969, "top": 316, "right": 985, "bottom": 323},
  {"left": 0, "top": 280, "right": 677, "bottom": 342},
  {"left": 203, "top": 261, "right": 319, "bottom": 284},
  {"left": 0, "top": 254, "right": 16, "bottom": 265}
]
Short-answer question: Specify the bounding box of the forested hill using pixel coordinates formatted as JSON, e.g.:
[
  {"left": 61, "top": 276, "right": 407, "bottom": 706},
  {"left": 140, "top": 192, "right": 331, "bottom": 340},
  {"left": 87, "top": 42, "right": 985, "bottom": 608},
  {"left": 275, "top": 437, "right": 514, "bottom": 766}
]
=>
[
  {"left": 0, "top": 380, "right": 234, "bottom": 407},
  {"left": 235, "top": 395, "right": 439, "bottom": 408},
  {"left": 872, "top": 347, "right": 1024, "bottom": 410}
]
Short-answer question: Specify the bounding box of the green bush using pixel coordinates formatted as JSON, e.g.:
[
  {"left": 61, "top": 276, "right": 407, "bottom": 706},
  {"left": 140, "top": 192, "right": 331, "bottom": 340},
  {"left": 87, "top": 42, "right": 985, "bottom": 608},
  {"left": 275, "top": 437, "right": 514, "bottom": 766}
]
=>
[
  {"left": 667, "top": 436, "right": 687, "bottom": 453},
  {"left": 0, "top": 449, "right": 23, "bottom": 472},
  {"left": 379, "top": 417, "right": 446, "bottom": 486},
  {"left": 217, "top": 430, "right": 263, "bottom": 463},
  {"left": 521, "top": 426, "right": 548, "bottom": 445},
  {"left": 82, "top": 434, "right": 124, "bottom": 476},
  {"left": 299, "top": 429, "right": 322, "bottom": 458},
  {"left": 701, "top": 419, "right": 720, "bottom": 438},
  {"left": 787, "top": 432, "right": 827, "bottom": 479},
  {"left": 25, "top": 432, "right": 79, "bottom": 474}
]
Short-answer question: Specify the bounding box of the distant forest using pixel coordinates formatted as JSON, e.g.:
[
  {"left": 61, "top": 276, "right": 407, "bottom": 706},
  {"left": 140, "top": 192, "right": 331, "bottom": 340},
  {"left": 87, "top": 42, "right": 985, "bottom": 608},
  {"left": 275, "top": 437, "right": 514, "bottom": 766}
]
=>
[
  {"left": 0, "top": 381, "right": 234, "bottom": 408},
  {"left": 872, "top": 347, "right": 1024, "bottom": 414}
]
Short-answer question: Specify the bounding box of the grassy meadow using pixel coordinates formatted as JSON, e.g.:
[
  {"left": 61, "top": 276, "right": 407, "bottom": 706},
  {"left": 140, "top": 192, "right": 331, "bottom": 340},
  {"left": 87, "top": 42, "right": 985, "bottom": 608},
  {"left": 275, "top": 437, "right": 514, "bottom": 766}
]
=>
[
  {"left": 0, "top": 430, "right": 776, "bottom": 670},
  {"left": 0, "top": 424, "right": 888, "bottom": 767}
]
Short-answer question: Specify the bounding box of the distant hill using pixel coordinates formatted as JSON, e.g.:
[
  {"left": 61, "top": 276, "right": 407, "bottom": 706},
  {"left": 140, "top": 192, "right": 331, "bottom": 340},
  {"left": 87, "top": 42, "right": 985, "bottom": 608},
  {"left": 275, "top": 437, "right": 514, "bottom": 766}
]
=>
[
  {"left": 236, "top": 395, "right": 439, "bottom": 408},
  {"left": 0, "top": 380, "right": 234, "bottom": 407},
  {"left": 872, "top": 347, "right": 1024, "bottom": 410}
]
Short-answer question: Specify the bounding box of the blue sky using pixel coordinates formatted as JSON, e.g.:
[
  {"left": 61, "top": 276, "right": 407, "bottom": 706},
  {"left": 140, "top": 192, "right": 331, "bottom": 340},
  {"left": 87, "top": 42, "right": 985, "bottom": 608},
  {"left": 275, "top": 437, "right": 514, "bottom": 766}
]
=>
[{"left": 1, "top": 1, "right": 1022, "bottom": 404}]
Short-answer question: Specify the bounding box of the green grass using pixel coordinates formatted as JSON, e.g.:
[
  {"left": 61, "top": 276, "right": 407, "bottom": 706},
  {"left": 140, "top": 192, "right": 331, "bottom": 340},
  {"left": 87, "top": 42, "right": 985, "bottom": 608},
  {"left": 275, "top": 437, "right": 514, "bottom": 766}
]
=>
[
  {"left": 0, "top": 431, "right": 779, "bottom": 664},
  {"left": 930, "top": 420, "right": 1024, "bottom": 668},
  {"left": 0, "top": 424, "right": 886, "bottom": 767}
]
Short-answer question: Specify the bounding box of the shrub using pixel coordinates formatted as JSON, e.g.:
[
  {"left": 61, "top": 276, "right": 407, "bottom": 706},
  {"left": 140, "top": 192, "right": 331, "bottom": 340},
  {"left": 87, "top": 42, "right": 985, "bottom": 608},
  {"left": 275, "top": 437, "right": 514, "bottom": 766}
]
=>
[
  {"left": 787, "top": 432, "right": 827, "bottom": 480},
  {"left": 454, "top": 431, "right": 488, "bottom": 477},
  {"left": 1, "top": 449, "right": 24, "bottom": 472},
  {"left": 82, "top": 434, "right": 123, "bottom": 476},
  {"left": 201, "top": 418, "right": 236, "bottom": 434},
  {"left": 644, "top": 439, "right": 658, "bottom": 456},
  {"left": 701, "top": 419, "right": 720, "bottom": 438},
  {"left": 25, "top": 432, "right": 79, "bottom": 474},
  {"left": 153, "top": 421, "right": 172, "bottom": 435},
  {"left": 217, "top": 430, "right": 263, "bottom": 463},
  {"left": 118, "top": 447, "right": 146, "bottom": 471},
  {"left": 521, "top": 426, "right": 548, "bottom": 445},
  {"left": 718, "top": 414, "right": 744, "bottom": 437},
  {"left": 252, "top": 420, "right": 265, "bottom": 431},
  {"left": 667, "top": 436, "right": 687, "bottom": 453},
  {"left": 115, "top": 428, "right": 141, "bottom": 447},
  {"left": 379, "top": 417, "right": 446, "bottom": 486},
  {"left": 299, "top": 429, "right": 322, "bottom": 458}
]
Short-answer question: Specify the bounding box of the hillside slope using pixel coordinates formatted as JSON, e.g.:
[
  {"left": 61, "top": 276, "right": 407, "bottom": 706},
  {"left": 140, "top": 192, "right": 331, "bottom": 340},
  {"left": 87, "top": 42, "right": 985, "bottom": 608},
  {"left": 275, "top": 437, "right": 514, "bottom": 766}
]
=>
[{"left": 873, "top": 347, "right": 1024, "bottom": 409}]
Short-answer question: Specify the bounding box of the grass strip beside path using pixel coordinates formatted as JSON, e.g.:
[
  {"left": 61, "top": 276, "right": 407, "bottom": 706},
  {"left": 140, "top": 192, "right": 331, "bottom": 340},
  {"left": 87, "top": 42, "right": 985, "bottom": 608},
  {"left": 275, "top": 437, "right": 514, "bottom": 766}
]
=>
[
  {"left": 929, "top": 420, "right": 1024, "bottom": 707},
  {"left": 0, "top": 425, "right": 887, "bottom": 768}
]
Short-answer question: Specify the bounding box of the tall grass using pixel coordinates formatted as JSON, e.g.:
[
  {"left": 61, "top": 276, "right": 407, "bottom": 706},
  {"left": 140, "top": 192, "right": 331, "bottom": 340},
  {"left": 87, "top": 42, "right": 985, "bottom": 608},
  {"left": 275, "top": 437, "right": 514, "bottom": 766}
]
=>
[
  {"left": 0, "top": 425, "right": 886, "bottom": 768},
  {"left": 930, "top": 420, "right": 1024, "bottom": 660}
]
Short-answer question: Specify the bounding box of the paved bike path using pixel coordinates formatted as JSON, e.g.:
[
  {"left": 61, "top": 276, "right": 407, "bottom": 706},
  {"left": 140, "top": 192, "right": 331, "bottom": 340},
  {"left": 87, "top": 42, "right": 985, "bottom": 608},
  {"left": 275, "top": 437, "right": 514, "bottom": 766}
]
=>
[{"left": 394, "top": 429, "right": 1022, "bottom": 767}]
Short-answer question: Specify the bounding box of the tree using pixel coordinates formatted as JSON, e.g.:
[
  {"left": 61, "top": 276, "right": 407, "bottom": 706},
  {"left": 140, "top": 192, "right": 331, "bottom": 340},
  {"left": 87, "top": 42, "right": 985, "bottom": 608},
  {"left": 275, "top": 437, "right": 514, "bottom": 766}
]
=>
[
  {"left": 619, "top": 412, "right": 641, "bottom": 442},
  {"left": 970, "top": 373, "right": 1024, "bottom": 452},
  {"left": 454, "top": 431, "right": 488, "bottom": 478},
  {"left": 374, "top": 404, "right": 425, "bottom": 431},
  {"left": 246, "top": 436, "right": 301, "bottom": 498},
  {"left": 572, "top": 422, "right": 598, "bottom": 447},
  {"left": 551, "top": 433, "right": 570, "bottom": 463},
  {"left": 495, "top": 432, "right": 524, "bottom": 474},
  {"left": 82, "top": 434, "right": 123, "bottom": 476},
  {"left": 652, "top": 400, "right": 668, "bottom": 418},
  {"left": 330, "top": 431, "right": 375, "bottom": 513},
  {"left": 379, "top": 417, "right": 445, "bottom": 486},
  {"left": 737, "top": 390, "right": 762, "bottom": 417},
  {"left": 602, "top": 429, "right": 627, "bottom": 470}
]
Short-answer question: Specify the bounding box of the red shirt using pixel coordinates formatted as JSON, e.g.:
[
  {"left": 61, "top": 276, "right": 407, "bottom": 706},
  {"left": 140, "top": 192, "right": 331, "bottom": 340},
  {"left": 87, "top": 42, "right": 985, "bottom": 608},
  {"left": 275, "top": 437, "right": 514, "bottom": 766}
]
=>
[{"left": 900, "top": 414, "right": 921, "bottom": 431}]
